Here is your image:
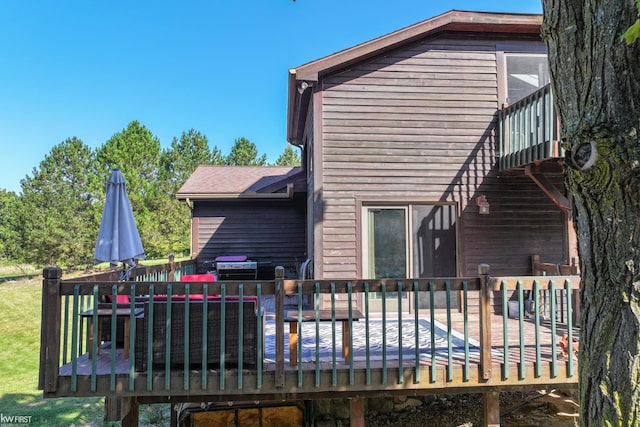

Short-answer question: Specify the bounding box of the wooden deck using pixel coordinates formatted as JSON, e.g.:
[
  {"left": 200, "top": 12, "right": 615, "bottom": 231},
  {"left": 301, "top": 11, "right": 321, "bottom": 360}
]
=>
[{"left": 40, "top": 265, "right": 580, "bottom": 425}]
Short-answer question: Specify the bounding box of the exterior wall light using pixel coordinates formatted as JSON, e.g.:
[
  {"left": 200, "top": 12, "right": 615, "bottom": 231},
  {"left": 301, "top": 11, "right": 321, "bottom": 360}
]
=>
[
  {"left": 476, "top": 195, "right": 490, "bottom": 215},
  {"left": 298, "top": 81, "right": 310, "bottom": 94}
]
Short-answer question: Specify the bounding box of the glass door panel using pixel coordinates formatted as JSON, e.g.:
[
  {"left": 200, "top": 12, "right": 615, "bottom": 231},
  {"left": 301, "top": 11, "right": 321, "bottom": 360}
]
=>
[
  {"left": 411, "top": 204, "right": 457, "bottom": 310},
  {"left": 368, "top": 208, "right": 407, "bottom": 279},
  {"left": 412, "top": 204, "right": 457, "bottom": 277},
  {"left": 363, "top": 207, "right": 408, "bottom": 312}
]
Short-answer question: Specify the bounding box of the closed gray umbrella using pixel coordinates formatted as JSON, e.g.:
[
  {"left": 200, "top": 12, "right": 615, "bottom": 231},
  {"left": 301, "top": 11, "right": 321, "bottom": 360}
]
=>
[{"left": 94, "top": 168, "right": 145, "bottom": 278}]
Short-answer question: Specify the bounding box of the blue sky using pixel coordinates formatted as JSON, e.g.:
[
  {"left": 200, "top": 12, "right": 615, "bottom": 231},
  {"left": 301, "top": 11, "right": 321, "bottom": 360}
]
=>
[{"left": 0, "top": 0, "right": 542, "bottom": 193}]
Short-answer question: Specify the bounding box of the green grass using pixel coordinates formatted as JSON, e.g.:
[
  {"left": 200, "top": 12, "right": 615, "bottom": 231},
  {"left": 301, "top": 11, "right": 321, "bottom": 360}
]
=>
[
  {"left": 0, "top": 277, "right": 169, "bottom": 426},
  {"left": 0, "top": 278, "right": 105, "bottom": 426},
  {"left": 0, "top": 263, "right": 40, "bottom": 280},
  {"left": 0, "top": 255, "right": 190, "bottom": 280},
  {"left": 92, "top": 256, "right": 191, "bottom": 270}
]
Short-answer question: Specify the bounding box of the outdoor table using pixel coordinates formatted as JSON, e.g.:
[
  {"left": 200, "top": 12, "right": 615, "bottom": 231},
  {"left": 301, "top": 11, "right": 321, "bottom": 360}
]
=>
[
  {"left": 80, "top": 307, "right": 143, "bottom": 359},
  {"left": 284, "top": 309, "right": 364, "bottom": 366}
]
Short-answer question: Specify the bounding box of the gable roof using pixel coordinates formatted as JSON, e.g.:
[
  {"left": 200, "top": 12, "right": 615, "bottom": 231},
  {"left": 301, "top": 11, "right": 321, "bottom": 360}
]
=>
[
  {"left": 176, "top": 166, "right": 304, "bottom": 201},
  {"left": 286, "top": 9, "right": 543, "bottom": 145}
]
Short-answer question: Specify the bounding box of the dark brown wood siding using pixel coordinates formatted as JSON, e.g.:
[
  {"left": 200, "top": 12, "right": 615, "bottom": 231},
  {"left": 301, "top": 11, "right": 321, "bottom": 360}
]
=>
[
  {"left": 192, "top": 196, "right": 306, "bottom": 278},
  {"left": 462, "top": 171, "right": 567, "bottom": 276},
  {"left": 316, "top": 35, "right": 565, "bottom": 279}
]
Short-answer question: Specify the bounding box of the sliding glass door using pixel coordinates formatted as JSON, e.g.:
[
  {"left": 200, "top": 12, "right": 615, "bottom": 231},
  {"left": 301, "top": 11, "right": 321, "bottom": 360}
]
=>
[{"left": 362, "top": 204, "right": 457, "bottom": 311}]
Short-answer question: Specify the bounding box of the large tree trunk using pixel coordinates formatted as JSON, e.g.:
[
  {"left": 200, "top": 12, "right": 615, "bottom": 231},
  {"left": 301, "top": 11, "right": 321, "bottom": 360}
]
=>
[{"left": 542, "top": 1, "right": 640, "bottom": 425}]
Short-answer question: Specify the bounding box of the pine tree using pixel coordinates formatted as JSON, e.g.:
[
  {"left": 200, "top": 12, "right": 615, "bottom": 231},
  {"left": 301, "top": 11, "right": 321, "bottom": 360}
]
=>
[
  {"left": 19, "top": 137, "right": 100, "bottom": 266},
  {"left": 275, "top": 144, "right": 301, "bottom": 166},
  {"left": 226, "top": 137, "right": 267, "bottom": 166}
]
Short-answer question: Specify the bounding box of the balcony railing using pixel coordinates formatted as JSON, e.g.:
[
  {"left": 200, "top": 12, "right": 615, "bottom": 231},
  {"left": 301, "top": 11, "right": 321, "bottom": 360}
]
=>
[{"left": 498, "top": 84, "right": 563, "bottom": 170}]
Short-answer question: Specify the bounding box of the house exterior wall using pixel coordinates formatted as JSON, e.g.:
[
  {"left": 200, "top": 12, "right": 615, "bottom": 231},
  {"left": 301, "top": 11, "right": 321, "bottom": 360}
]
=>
[
  {"left": 311, "top": 34, "right": 567, "bottom": 279},
  {"left": 191, "top": 196, "right": 306, "bottom": 278}
]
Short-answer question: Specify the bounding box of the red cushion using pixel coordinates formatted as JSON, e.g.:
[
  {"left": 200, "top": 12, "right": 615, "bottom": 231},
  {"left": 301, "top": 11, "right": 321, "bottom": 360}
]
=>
[
  {"left": 180, "top": 274, "right": 216, "bottom": 282},
  {"left": 156, "top": 273, "right": 256, "bottom": 306},
  {"left": 106, "top": 294, "right": 130, "bottom": 303},
  {"left": 177, "top": 274, "right": 216, "bottom": 301}
]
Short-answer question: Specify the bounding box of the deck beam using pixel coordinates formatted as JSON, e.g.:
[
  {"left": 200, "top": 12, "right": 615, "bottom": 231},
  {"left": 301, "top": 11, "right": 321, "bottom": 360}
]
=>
[{"left": 525, "top": 164, "right": 570, "bottom": 212}]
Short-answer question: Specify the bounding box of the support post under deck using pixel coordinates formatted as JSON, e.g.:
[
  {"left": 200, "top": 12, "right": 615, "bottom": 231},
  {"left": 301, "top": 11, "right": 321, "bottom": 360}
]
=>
[
  {"left": 105, "top": 396, "right": 138, "bottom": 427},
  {"left": 350, "top": 397, "right": 365, "bottom": 427},
  {"left": 483, "top": 391, "right": 500, "bottom": 427}
]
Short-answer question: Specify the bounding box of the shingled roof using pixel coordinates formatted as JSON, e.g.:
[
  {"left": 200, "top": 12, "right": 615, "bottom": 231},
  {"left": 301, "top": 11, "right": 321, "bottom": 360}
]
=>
[{"left": 176, "top": 165, "right": 304, "bottom": 200}]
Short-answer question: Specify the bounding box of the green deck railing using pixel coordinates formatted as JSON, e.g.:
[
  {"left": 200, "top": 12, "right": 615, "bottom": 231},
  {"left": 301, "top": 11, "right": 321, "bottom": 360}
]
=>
[
  {"left": 40, "top": 265, "right": 580, "bottom": 402},
  {"left": 498, "top": 84, "right": 562, "bottom": 170}
]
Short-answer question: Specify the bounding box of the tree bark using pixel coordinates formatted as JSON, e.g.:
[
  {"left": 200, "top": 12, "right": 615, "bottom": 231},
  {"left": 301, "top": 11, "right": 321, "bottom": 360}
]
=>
[{"left": 542, "top": 1, "right": 640, "bottom": 425}]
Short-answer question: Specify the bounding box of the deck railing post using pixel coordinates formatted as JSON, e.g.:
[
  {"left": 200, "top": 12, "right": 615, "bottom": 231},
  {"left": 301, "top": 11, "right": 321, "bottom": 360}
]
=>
[
  {"left": 168, "top": 254, "right": 175, "bottom": 282},
  {"left": 40, "top": 267, "right": 62, "bottom": 393},
  {"left": 275, "top": 266, "right": 285, "bottom": 388},
  {"left": 478, "top": 264, "right": 492, "bottom": 380}
]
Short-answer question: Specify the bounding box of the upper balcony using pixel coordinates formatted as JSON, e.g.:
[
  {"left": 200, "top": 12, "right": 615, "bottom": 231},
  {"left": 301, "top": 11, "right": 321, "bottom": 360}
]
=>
[{"left": 498, "top": 84, "right": 563, "bottom": 171}]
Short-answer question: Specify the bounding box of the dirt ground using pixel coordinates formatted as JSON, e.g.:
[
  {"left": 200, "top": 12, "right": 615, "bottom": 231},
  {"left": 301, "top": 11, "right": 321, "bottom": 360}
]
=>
[{"left": 364, "top": 389, "right": 579, "bottom": 427}]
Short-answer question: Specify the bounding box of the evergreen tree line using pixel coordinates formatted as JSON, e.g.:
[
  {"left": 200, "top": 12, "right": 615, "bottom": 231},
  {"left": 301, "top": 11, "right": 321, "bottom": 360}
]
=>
[{"left": 0, "top": 120, "right": 301, "bottom": 269}]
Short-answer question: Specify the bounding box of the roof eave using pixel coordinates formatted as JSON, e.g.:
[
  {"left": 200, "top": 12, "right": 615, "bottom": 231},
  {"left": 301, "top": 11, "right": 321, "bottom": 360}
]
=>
[
  {"left": 293, "top": 11, "right": 542, "bottom": 82},
  {"left": 285, "top": 10, "right": 542, "bottom": 144},
  {"left": 286, "top": 69, "right": 313, "bottom": 145},
  {"left": 286, "top": 69, "right": 300, "bottom": 144},
  {"left": 176, "top": 184, "right": 296, "bottom": 201}
]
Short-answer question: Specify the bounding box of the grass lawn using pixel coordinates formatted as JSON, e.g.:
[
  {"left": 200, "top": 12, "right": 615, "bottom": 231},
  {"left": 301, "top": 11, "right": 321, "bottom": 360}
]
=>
[{"left": 0, "top": 277, "right": 169, "bottom": 427}]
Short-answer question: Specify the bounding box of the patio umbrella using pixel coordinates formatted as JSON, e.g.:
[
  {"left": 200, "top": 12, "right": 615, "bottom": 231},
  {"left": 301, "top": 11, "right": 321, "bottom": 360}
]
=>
[{"left": 94, "top": 168, "right": 145, "bottom": 280}]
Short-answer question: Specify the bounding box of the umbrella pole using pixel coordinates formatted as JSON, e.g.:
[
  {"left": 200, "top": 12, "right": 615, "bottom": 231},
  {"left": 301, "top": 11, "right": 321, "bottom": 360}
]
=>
[{"left": 119, "top": 263, "right": 134, "bottom": 281}]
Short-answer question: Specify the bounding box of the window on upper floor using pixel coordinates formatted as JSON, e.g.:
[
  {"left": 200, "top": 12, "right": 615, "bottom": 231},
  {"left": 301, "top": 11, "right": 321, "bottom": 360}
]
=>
[{"left": 505, "top": 53, "right": 550, "bottom": 104}]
